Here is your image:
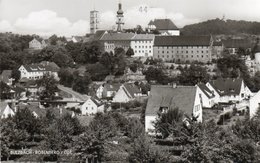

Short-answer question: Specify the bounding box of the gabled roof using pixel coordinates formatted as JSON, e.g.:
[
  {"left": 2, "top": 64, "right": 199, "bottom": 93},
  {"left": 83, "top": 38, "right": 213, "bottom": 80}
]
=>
[
  {"left": 21, "top": 62, "right": 60, "bottom": 73},
  {"left": 90, "top": 97, "right": 103, "bottom": 107},
  {"left": 0, "top": 102, "right": 13, "bottom": 117},
  {"left": 18, "top": 103, "right": 46, "bottom": 117},
  {"left": 104, "top": 83, "right": 121, "bottom": 92},
  {"left": 100, "top": 33, "right": 135, "bottom": 41},
  {"left": 122, "top": 83, "right": 141, "bottom": 98},
  {"left": 154, "top": 36, "right": 211, "bottom": 46},
  {"left": 197, "top": 83, "right": 215, "bottom": 99},
  {"left": 223, "top": 39, "right": 252, "bottom": 49},
  {"left": 93, "top": 30, "right": 107, "bottom": 41},
  {"left": 146, "top": 85, "right": 197, "bottom": 116},
  {"left": 213, "top": 41, "right": 223, "bottom": 46},
  {"left": 0, "top": 70, "right": 12, "bottom": 83},
  {"left": 132, "top": 34, "right": 155, "bottom": 40},
  {"left": 209, "top": 78, "right": 243, "bottom": 96},
  {"left": 148, "top": 19, "right": 179, "bottom": 30}
]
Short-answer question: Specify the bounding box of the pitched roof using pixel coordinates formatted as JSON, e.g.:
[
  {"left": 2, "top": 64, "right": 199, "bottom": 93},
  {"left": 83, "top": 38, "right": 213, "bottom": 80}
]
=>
[
  {"left": 0, "top": 70, "right": 12, "bottom": 83},
  {"left": 122, "top": 83, "right": 141, "bottom": 98},
  {"left": 132, "top": 34, "right": 155, "bottom": 40},
  {"left": 100, "top": 33, "right": 135, "bottom": 41},
  {"left": 223, "top": 39, "right": 252, "bottom": 49},
  {"left": 148, "top": 19, "right": 179, "bottom": 30},
  {"left": 197, "top": 83, "right": 215, "bottom": 99},
  {"left": 146, "top": 85, "right": 197, "bottom": 116},
  {"left": 18, "top": 103, "right": 46, "bottom": 117},
  {"left": 209, "top": 78, "right": 243, "bottom": 96},
  {"left": 21, "top": 62, "right": 60, "bottom": 73},
  {"left": 90, "top": 97, "right": 103, "bottom": 107},
  {"left": 154, "top": 36, "right": 211, "bottom": 46},
  {"left": 93, "top": 30, "right": 107, "bottom": 40},
  {"left": 104, "top": 83, "right": 121, "bottom": 92},
  {"left": 213, "top": 41, "right": 223, "bottom": 46},
  {"left": 0, "top": 101, "right": 9, "bottom": 117}
]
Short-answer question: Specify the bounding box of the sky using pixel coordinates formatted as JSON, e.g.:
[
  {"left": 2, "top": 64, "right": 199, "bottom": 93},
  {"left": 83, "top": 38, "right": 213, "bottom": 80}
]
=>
[{"left": 0, "top": 0, "right": 260, "bottom": 37}]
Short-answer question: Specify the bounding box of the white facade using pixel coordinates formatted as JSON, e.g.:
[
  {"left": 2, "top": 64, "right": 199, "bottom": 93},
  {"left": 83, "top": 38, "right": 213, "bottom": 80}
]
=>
[
  {"left": 96, "top": 85, "right": 104, "bottom": 99},
  {"left": 1, "top": 104, "right": 15, "bottom": 119},
  {"left": 197, "top": 87, "right": 215, "bottom": 108},
  {"left": 19, "top": 65, "right": 58, "bottom": 80},
  {"left": 249, "top": 91, "right": 260, "bottom": 118},
  {"left": 29, "top": 38, "right": 44, "bottom": 50},
  {"left": 131, "top": 39, "right": 154, "bottom": 57},
  {"left": 81, "top": 98, "right": 104, "bottom": 115},
  {"left": 255, "top": 52, "right": 260, "bottom": 72}
]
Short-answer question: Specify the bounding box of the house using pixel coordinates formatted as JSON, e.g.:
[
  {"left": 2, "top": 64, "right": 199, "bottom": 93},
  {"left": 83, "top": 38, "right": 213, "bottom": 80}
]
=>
[
  {"left": 197, "top": 83, "right": 216, "bottom": 108},
  {"left": 148, "top": 19, "right": 180, "bottom": 36},
  {"left": 0, "top": 70, "right": 14, "bottom": 86},
  {"left": 18, "top": 102, "right": 46, "bottom": 118},
  {"left": 101, "top": 83, "right": 121, "bottom": 99},
  {"left": 206, "top": 78, "right": 252, "bottom": 103},
  {"left": 100, "top": 32, "right": 136, "bottom": 53},
  {"left": 131, "top": 34, "right": 154, "bottom": 57},
  {"left": 81, "top": 98, "right": 104, "bottom": 115},
  {"left": 112, "top": 83, "right": 142, "bottom": 103},
  {"left": 145, "top": 85, "right": 202, "bottom": 134},
  {"left": 29, "top": 38, "right": 47, "bottom": 50},
  {"left": 18, "top": 61, "right": 59, "bottom": 80},
  {"left": 249, "top": 90, "right": 260, "bottom": 118},
  {"left": 124, "top": 68, "right": 145, "bottom": 81},
  {"left": 223, "top": 39, "right": 252, "bottom": 55},
  {"left": 153, "top": 36, "right": 213, "bottom": 63},
  {"left": 0, "top": 102, "right": 15, "bottom": 119}
]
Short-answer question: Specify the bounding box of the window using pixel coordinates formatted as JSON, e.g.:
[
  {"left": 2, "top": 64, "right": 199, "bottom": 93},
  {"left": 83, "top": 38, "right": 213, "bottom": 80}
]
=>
[
  {"left": 201, "top": 51, "right": 204, "bottom": 53},
  {"left": 186, "top": 55, "right": 188, "bottom": 58},
  {"left": 162, "top": 51, "right": 164, "bottom": 53},
  {"left": 162, "top": 55, "right": 164, "bottom": 58},
  {"left": 201, "top": 55, "right": 204, "bottom": 58},
  {"left": 186, "top": 51, "right": 188, "bottom": 53},
  {"left": 167, "top": 55, "right": 169, "bottom": 58}
]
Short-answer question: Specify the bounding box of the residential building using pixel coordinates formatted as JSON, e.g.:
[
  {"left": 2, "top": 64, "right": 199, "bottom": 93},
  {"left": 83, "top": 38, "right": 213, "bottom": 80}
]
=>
[
  {"left": 112, "top": 83, "right": 142, "bottom": 103},
  {"left": 223, "top": 39, "right": 252, "bottom": 55},
  {"left": 206, "top": 78, "right": 252, "bottom": 103},
  {"left": 124, "top": 68, "right": 146, "bottom": 81},
  {"left": 145, "top": 85, "right": 202, "bottom": 133},
  {"left": 29, "top": 38, "right": 47, "bottom": 50},
  {"left": 100, "top": 32, "right": 135, "bottom": 53},
  {"left": 153, "top": 36, "right": 213, "bottom": 63},
  {"left": 0, "top": 102, "right": 15, "bottom": 119},
  {"left": 0, "top": 70, "right": 14, "bottom": 86},
  {"left": 197, "top": 83, "right": 216, "bottom": 108},
  {"left": 255, "top": 44, "right": 260, "bottom": 72},
  {"left": 101, "top": 83, "right": 121, "bottom": 99},
  {"left": 18, "top": 61, "right": 59, "bottom": 80},
  {"left": 249, "top": 90, "right": 260, "bottom": 118},
  {"left": 148, "top": 19, "right": 180, "bottom": 36},
  {"left": 131, "top": 34, "right": 154, "bottom": 57},
  {"left": 90, "top": 10, "right": 100, "bottom": 34},
  {"left": 81, "top": 98, "right": 104, "bottom": 115}
]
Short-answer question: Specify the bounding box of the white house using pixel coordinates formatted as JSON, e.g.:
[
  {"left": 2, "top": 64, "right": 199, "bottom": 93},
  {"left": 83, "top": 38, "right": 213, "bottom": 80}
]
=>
[
  {"left": 145, "top": 85, "right": 202, "bottom": 134},
  {"left": 147, "top": 19, "right": 180, "bottom": 36},
  {"left": 81, "top": 98, "right": 104, "bottom": 115},
  {"left": 112, "top": 83, "right": 142, "bottom": 103},
  {"left": 197, "top": 83, "right": 216, "bottom": 108},
  {"left": 18, "top": 62, "right": 59, "bottom": 80},
  {"left": 0, "top": 102, "right": 15, "bottom": 119},
  {"left": 0, "top": 70, "right": 14, "bottom": 86},
  {"left": 29, "top": 38, "right": 47, "bottom": 50},
  {"left": 101, "top": 83, "right": 121, "bottom": 99},
  {"left": 206, "top": 78, "right": 252, "bottom": 103},
  {"left": 249, "top": 91, "right": 260, "bottom": 118},
  {"left": 130, "top": 34, "right": 154, "bottom": 57}
]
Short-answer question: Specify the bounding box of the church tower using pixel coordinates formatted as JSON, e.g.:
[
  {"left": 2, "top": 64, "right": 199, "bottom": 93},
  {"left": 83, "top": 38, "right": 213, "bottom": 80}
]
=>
[
  {"left": 90, "top": 10, "right": 99, "bottom": 34},
  {"left": 116, "top": 2, "right": 124, "bottom": 32}
]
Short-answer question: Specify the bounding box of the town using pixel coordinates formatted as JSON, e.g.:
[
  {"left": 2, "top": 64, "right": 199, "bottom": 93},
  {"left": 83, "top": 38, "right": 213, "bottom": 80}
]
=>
[{"left": 1, "top": 1, "right": 260, "bottom": 163}]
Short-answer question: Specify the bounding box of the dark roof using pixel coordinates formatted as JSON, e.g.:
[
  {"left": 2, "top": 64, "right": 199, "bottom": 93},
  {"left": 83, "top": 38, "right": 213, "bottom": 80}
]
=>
[
  {"left": 154, "top": 36, "right": 211, "bottom": 46},
  {"left": 132, "top": 34, "right": 154, "bottom": 40},
  {"left": 255, "top": 44, "right": 260, "bottom": 53},
  {"left": 90, "top": 97, "right": 103, "bottom": 107},
  {"left": 93, "top": 30, "right": 107, "bottom": 40},
  {"left": 209, "top": 78, "right": 243, "bottom": 96},
  {"left": 146, "top": 85, "right": 197, "bottom": 116},
  {"left": 198, "top": 83, "right": 215, "bottom": 99},
  {"left": 22, "top": 62, "right": 60, "bottom": 73},
  {"left": 0, "top": 70, "right": 12, "bottom": 83},
  {"left": 100, "top": 33, "right": 135, "bottom": 41},
  {"left": 18, "top": 103, "right": 46, "bottom": 117},
  {"left": 122, "top": 83, "right": 141, "bottom": 98},
  {"left": 223, "top": 39, "right": 252, "bottom": 49},
  {"left": 104, "top": 83, "right": 121, "bottom": 92},
  {"left": 148, "top": 19, "right": 179, "bottom": 30},
  {"left": 213, "top": 41, "right": 223, "bottom": 46}
]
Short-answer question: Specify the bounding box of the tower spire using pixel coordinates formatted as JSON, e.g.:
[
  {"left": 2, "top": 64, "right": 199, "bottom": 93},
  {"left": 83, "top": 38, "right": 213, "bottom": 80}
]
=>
[{"left": 116, "top": 1, "right": 124, "bottom": 32}]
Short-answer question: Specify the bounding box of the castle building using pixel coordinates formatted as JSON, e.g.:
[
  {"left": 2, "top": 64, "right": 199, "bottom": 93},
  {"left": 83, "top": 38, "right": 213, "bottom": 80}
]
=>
[
  {"left": 116, "top": 3, "right": 124, "bottom": 32},
  {"left": 90, "top": 10, "right": 99, "bottom": 34}
]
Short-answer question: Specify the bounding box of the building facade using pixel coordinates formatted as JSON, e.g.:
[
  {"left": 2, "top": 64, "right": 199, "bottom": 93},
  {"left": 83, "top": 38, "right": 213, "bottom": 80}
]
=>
[
  {"left": 148, "top": 19, "right": 180, "bottom": 36},
  {"left": 90, "top": 10, "right": 99, "bottom": 34},
  {"left": 81, "top": 98, "right": 104, "bottom": 115},
  {"left": 131, "top": 34, "right": 154, "bottom": 57},
  {"left": 153, "top": 36, "right": 213, "bottom": 63}
]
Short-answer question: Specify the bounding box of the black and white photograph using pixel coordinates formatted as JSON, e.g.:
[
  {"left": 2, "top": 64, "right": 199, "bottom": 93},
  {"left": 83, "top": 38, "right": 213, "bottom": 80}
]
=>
[{"left": 0, "top": 0, "right": 260, "bottom": 162}]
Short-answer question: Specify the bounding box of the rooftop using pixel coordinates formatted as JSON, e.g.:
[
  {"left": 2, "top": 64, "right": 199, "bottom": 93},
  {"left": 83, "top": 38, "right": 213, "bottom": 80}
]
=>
[
  {"left": 209, "top": 78, "right": 243, "bottom": 96},
  {"left": 148, "top": 19, "right": 179, "bottom": 30}
]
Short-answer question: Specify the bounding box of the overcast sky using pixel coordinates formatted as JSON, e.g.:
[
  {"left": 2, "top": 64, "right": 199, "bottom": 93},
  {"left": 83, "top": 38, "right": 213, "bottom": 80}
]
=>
[{"left": 0, "top": 0, "right": 260, "bottom": 37}]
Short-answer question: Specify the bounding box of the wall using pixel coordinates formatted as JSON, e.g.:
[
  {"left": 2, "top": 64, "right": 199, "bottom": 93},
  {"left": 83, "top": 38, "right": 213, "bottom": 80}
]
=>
[
  {"left": 112, "top": 86, "right": 132, "bottom": 103},
  {"left": 145, "top": 115, "right": 157, "bottom": 133},
  {"left": 193, "top": 87, "right": 203, "bottom": 122},
  {"left": 131, "top": 40, "right": 154, "bottom": 57},
  {"left": 81, "top": 99, "right": 103, "bottom": 115},
  {"left": 249, "top": 91, "right": 260, "bottom": 118},
  {"left": 103, "top": 40, "right": 131, "bottom": 53},
  {"left": 153, "top": 45, "right": 212, "bottom": 63}
]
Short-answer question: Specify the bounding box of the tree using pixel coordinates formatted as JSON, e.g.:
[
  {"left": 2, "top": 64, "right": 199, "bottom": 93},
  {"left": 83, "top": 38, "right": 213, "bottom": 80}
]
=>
[
  {"left": 49, "top": 34, "right": 58, "bottom": 45},
  {"left": 126, "top": 47, "right": 135, "bottom": 57},
  {"left": 72, "top": 72, "right": 92, "bottom": 94},
  {"left": 0, "top": 81, "right": 12, "bottom": 99},
  {"left": 37, "top": 75, "right": 59, "bottom": 100},
  {"left": 58, "top": 68, "right": 74, "bottom": 87},
  {"left": 143, "top": 66, "right": 170, "bottom": 84},
  {"left": 126, "top": 118, "right": 145, "bottom": 140},
  {"left": 178, "top": 64, "right": 210, "bottom": 86}
]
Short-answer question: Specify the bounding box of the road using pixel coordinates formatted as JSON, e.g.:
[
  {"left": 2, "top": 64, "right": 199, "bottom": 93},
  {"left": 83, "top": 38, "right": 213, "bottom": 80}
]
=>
[{"left": 58, "top": 85, "right": 89, "bottom": 102}]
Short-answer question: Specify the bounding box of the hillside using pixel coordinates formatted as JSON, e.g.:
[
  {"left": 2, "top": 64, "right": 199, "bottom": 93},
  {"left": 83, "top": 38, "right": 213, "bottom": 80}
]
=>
[{"left": 181, "top": 18, "right": 260, "bottom": 36}]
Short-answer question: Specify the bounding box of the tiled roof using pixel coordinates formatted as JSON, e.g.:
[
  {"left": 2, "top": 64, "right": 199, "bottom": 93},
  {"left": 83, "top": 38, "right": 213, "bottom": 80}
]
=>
[
  {"left": 154, "top": 36, "right": 211, "bottom": 46},
  {"left": 22, "top": 62, "right": 60, "bottom": 73},
  {"left": 104, "top": 83, "right": 121, "bottom": 92},
  {"left": 148, "top": 19, "right": 179, "bottom": 30},
  {"left": 146, "top": 85, "right": 197, "bottom": 116},
  {"left": 122, "top": 83, "right": 141, "bottom": 98},
  {"left": 198, "top": 83, "right": 215, "bottom": 99},
  {"left": 93, "top": 30, "right": 107, "bottom": 40},
  {"left": 90, "top": 97, "right": 103, "bottom": 107},
  {"left": 100, "top": 33, "right": 135, "bottom": 41},
  {"left": 0, "top": 70, "right": 12, "bottom": 83},
  {"left": 132, "top": 34, "right": 154, "bottom": 40},
  {"left": 213, "top": 41, "right": 223, "bottom": 46},
  {"left": 223, "top": 39, "right": 252, "bottom": 49},
  {"left": 209, "top": 78, "right": 243, "bottom": 96}
]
